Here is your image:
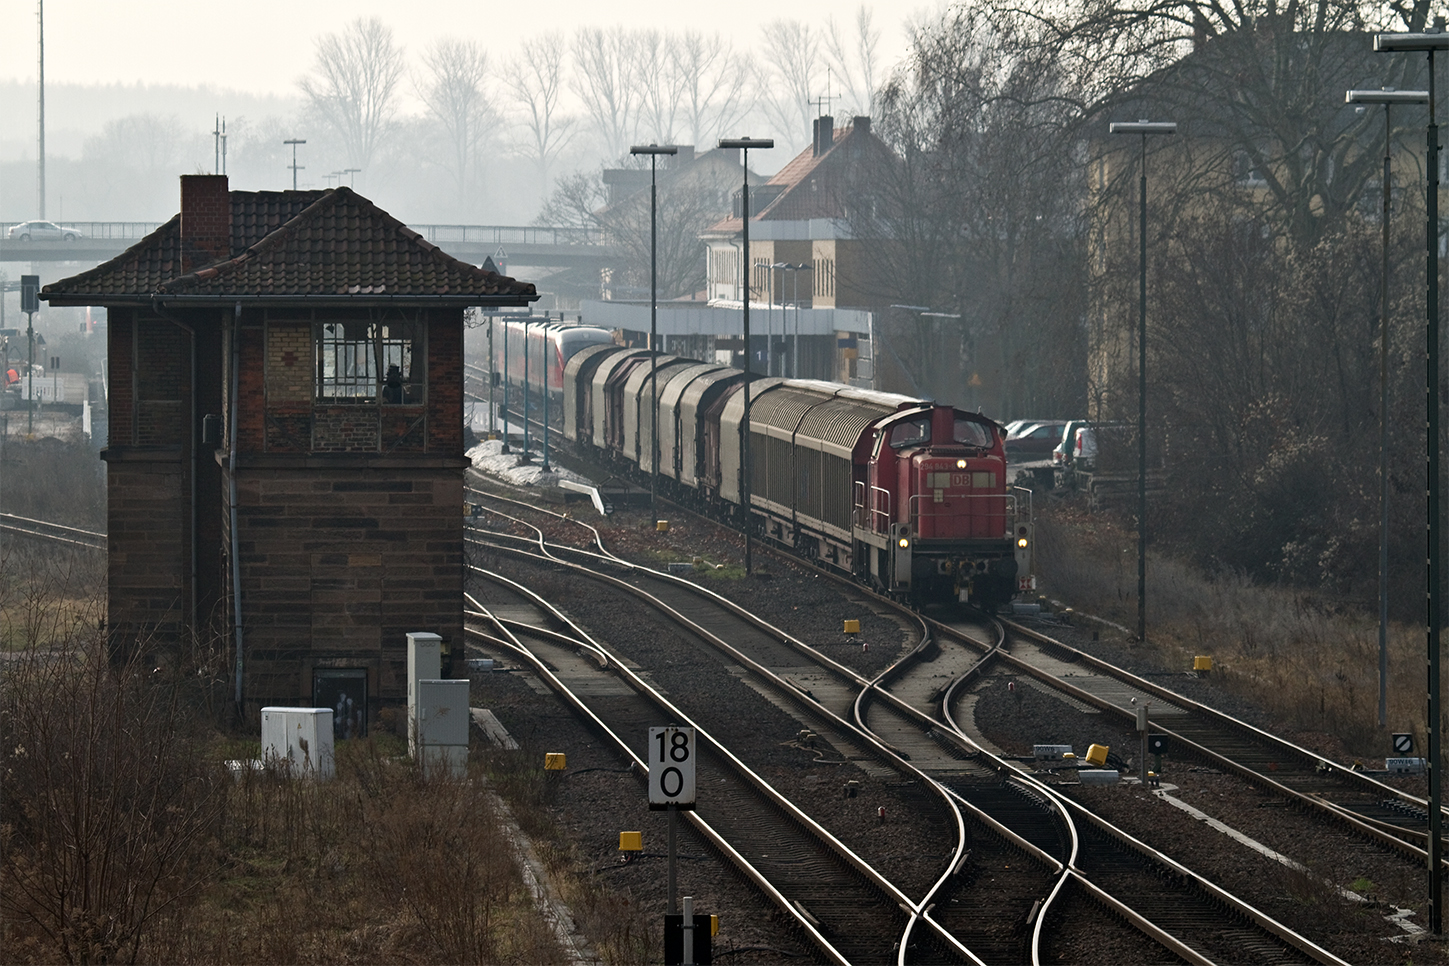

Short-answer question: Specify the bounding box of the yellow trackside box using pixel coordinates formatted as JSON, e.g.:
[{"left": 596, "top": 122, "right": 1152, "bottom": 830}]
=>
[
  {"left": 1193, "top": 655, "right": 1213, "bottom": 672},
  {"left": 843, "top": 620, "right": 861, "bottom": 634},
  {"left": 711, "top": 915, "right": 719, "bottom": 937},
  {"left": 545, "top": 753, "right": 567, "bottom": 771},
  {"left": 656, "top": 520, "right": 670, "bottom": 532},
  {"left": 1085, "top": 744, "right": 1109, "bottom": 767},
  {"left": 619, "top": 831, "right": 642, "bottom": 851}
]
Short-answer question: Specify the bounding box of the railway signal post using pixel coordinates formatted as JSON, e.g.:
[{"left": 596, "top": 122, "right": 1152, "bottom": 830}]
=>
[{"left": 21, "top": 275, "right": 38, "bottom": 435}]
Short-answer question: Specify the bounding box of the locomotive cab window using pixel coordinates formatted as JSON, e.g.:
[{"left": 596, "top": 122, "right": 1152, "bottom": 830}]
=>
[
  {"left": 953, "top": 418, "right": 992, "bottom": 449},
  {"left": 889, "top": 418, "right": 931, "bottom": 449},
  {"left": 317, "top": 320, "right": 424, "bottom": 404}
]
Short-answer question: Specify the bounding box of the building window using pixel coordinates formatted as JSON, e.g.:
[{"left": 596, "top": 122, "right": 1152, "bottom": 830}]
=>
[{"left": 316, "top": 319, "right": 424, "bottom": 404}]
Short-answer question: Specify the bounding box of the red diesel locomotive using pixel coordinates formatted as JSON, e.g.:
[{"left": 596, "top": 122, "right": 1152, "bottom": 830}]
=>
[{"left": 557, "top": 347, "right": 1033, "bottom": 610}]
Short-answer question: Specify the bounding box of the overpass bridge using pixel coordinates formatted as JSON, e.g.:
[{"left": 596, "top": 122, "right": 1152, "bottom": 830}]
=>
[{"left": 0, "top": 222, "right": 615, "bottom": 271}]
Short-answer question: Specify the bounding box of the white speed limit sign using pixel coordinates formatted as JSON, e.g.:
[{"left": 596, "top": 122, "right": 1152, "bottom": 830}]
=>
[{"left": 648, "top": 726, "right": 697, "bottom": 810}]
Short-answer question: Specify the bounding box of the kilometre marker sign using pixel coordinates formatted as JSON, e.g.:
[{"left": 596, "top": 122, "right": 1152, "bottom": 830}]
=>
[{"left": 649, "top": 726, "right": 696, "bottom": 810}]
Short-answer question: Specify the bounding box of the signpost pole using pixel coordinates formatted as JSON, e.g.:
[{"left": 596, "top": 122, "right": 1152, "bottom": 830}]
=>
[
  {"left": 649, "top": 725, "right": 697, "bottom": 929},
  {"left": 668, "top": 805, "right": 677, "bottom": 915}
]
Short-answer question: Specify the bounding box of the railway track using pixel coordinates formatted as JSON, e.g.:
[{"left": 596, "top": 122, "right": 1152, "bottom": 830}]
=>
[
  {"left": 926, "top": 612, "right": 1445, "bottom": 867},
  {"left": 465, "top": 484, "right": 1348, "bottom": 963},
  {"left": 466, "top": 561, "right": 981, "bottom": 965}
]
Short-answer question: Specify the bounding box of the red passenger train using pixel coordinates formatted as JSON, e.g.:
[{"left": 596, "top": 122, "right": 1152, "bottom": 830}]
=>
[
  {"left": 488, "top": 317, "right": 616, "bottom": 398},
  {"left": 553, "top": 346, "right": 1033, "bottom": 610}
]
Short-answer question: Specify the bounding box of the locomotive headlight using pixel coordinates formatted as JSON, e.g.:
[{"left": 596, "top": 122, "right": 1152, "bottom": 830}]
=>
[
  {"left": 897, "top": 537, "right": 910, "bottom": 549},
  {"left": 956, "top": 459, "right": 967, "bottom": 469}
]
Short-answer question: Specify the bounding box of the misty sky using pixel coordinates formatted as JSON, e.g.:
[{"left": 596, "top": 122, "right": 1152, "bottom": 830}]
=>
[{"left": 0, "top": 0, "right": 922, "bottom": 103}]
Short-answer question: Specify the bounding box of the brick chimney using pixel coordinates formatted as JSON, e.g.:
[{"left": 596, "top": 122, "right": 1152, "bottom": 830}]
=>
[
  {"left": 853, "top": 116, "right": 871, "bottom": 136},
  {"left": 813, "top": 115, "right": 835, "bottom": 157},
  {"left": 180, "top": 174, "right": 231, "bottom": 273}
]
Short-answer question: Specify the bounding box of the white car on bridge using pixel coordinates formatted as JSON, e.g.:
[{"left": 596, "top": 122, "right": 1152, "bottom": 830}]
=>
[{"left": 7, "top": 220, "right": 84, "bottom": 242}]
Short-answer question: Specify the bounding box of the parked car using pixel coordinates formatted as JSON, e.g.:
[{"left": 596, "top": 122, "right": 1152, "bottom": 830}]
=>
[
  {"left": 1054, "top": 420, "right": 1135, "bottom": 488},
  {"left": 7, "top": 220, "right": 83, "bottom": 242},
  {"left": 1050, "top": 419, "right": 1092, "bottom": 468},
  {"left": 1004, "top": 420, "right": 1068, "bottom": 461}
]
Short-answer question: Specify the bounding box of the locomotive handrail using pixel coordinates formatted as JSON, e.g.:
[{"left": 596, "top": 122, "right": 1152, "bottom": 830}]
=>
[{"left": 868, "top": 484, "right": 892, "bottom": 533}]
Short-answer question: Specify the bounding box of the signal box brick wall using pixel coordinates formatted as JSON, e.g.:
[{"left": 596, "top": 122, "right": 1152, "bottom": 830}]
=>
[
  {"left": 102, "top": 307, "right": 229, "bottom": 649},
  {"left": 102, "top": 308, "right": 190, "bottom": 645},
  {"left": 226, "top": 306, "right": 468, "bottom": 714},
  {"left": 234, "top": 467, "right": 463, "bottom": 711}
]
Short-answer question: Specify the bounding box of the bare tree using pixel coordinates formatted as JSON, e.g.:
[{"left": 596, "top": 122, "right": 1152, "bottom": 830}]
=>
[
  {"left": 989, "top": 0, "right": 1423, "bottom": 246},
  {"left": 537, "top": 164, "right": 728, "bottom": 298},
  {"left": 299, "top": 17, "right": 405, "bottom": 171},
  {"left": 417, "top": 38, "right": 497, "bottom": 211},
  {"left": 635, "top": 30, "right": 690, "bottom": 144},
  {"left": 500, "top": 32, "right": 577, "bottom": 193},
  {"left": 0, "top": 630, "right": 225, "bottom": 964},
  {"left": 859, "top": 7, "right": 1088, "bottom": 413},
  {"left": 758, "top": 20, "right": 821, "bottom": 150},
  {"left": 571, "top": 27, "right": 642, "bottom": 160},
  {"left": 824, "top": 7, "right": 882, "bottom": 118},
  {"left": 676, "top": 31, "right": 752, "bottom": 147}
]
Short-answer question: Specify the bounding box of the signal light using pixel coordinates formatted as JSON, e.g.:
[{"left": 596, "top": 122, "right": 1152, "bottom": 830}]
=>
[
  {"left": 1017, "top": 536, "right": 1029, "bottom": 549},
  {"left": 897, "top": 537, "right": 910, "bottom": 549}
]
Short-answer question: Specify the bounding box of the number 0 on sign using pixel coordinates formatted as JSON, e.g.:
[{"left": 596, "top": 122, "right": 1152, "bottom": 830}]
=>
[{"left": 648, "top": 726, "right": 697, "bottom": 809}]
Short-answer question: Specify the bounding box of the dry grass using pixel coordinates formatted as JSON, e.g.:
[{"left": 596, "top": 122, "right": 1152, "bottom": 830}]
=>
[
  {"left": 1038, "top": 503, "right": 1435, "bottom": 759},
  {"left": 0, "top": 570, "right": 579, "bottom": 965}
]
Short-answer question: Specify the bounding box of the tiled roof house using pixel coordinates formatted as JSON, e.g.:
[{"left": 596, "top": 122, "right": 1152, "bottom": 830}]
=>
[
  {"left": 702, "top": 115, "right": 898, "bottom": 313},
  {"left": 43, "top": 175, "right": 538, "bottom": 724}
]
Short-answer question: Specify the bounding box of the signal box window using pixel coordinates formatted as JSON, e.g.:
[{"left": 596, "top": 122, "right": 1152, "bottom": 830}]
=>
[{"left": 316, "top": 320, "right": 424, "bottom": 404}]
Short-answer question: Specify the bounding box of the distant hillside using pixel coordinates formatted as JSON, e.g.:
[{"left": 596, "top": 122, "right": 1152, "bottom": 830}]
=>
[{"left": 0, "top": 80, "right": 300, "bottom": 160}]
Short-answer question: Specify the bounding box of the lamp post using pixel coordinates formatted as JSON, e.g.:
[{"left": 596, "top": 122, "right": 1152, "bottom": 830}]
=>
[
  {"left": 283, "top": 138, "right": 306, "bottom": 190},
  {"left": 1374, "top": 26, "right": 1449, "bottom": 934},
  {"left": 1108, "top": 120, "right": 1176, "bottom": 649},
  {"left": 631, "top": 143, "right": 679, "bottom": 526},
  {"left": 719, "top": 137, "right": 773, "bottom": 575},
  {"left": 772, "top": 263, "right": 810, "bottom": 377},
  {"left": 788, "top": 264, "right": 810, "bottom": 376},
  {"left": 1348, "top": 88, "right": 1430, "bottom": 731}
]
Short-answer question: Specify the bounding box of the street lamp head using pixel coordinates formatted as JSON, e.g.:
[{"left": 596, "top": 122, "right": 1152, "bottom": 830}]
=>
[
  {"left": 718, "top": 137, "right": 775, "bottom": 150},
  {"left": 1109, "top": 121, "right": 1177, "bottom": 135},
  {"left": 1347, "top": 89, "right": 1430, "bottom": 103},
  {"left": 630, "top": 144, "right": 679, "bottom": 155},
  {"left": 1375, "top": 31, "right": 1449, "bottom": 52}
]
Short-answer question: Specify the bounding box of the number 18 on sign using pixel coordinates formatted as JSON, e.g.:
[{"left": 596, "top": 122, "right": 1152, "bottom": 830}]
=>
[{"left": 649, "top": 726, "right": 697, "bottom": 810}]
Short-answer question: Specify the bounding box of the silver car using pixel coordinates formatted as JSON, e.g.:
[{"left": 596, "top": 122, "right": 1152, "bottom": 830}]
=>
[{"left": 7, "top": 220, "right": 83, "bottom": 242}]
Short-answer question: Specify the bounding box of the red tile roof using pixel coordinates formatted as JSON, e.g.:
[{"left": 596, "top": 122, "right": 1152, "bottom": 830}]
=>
[
  {"left": 704, "top": 126, "right": 852, "bottom": 234},
  {"left": 43, "top": 187, "right": 537, "bottom": 304}
]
